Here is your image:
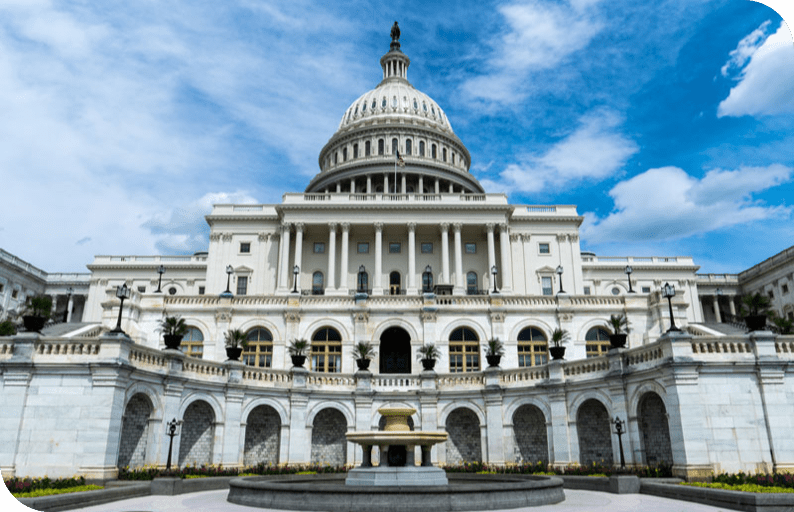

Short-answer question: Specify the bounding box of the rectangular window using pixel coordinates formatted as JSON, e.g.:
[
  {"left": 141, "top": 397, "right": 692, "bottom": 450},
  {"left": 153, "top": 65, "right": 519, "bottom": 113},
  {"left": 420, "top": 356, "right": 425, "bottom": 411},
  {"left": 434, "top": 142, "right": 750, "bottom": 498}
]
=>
[
  {"left": 642, "top": 286, "right": 651, "bottom": 293},
  {"left": 357, "top": 242, "right": 369, "bottom": 254},
  {"left": 583, "top": 286, "right": 591, "bottom": 295},
  {"left": 389, "top": 242, "right": 401, "bottom": 254},
  {"left": 236, "top": 276, "right": 248, "bottom": 295},
  {"left": 783, "top": 283, "right": 789, "bottom": 294},
  {"left": 12, "top": 289, "right": 18, "bottom": 299},
  {"left": 421, "top": 242, "right": 433, "bottom": 254},
  {"left": 539, "top": 243, "right": 550, "bottom": 254},
  {"left": 314, "top": 242, "right": 325, "bottom": 254},
  {"left": 541, "top": 276, "right": 553, "bottom": 296},
  {"left": 465, "top": 243, "right": 476, "bottom": 254},
  {"left": 137, "top": 286, "right": 146, "bottom": 293},
  {"left": 198, "top": 286, "right": 205, "bottom": 295},
  {"left": 240, "top": 242, "right": 251, "bottom": 253}
]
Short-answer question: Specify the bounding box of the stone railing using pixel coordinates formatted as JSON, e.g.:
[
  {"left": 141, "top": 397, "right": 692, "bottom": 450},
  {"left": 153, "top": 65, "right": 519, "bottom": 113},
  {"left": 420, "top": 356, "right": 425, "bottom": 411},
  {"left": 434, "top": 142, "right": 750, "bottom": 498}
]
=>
[
  {"left": 775, "top": 336, "right": 794, "bottom": 357},
  {"left": 307, "top": 374, "right": 356, "bottom": 388},
  {"left": 242, "top": 368, "right": 292, "bottom": 386},
  {"left": 372, "top": 376, "right": 420, "bottom": 390},
  {"left": 281, "top": 192, "right": 509, "bottom": 206},
  {"left": 94, "top": 254, "right": 207, "bottom": 264},
  {"left": 581, "top": 255, "right": 694, "bottom": 265},
  {"left": 183, "top": 358, "right": 228, "bottom": 379},
  {"left": 0, "top": 341, "right": 14, "bottom": 358},
  {"left": 563, "top": 357, "right": 609, "bottom": 377},
  {"left": 35, "top": 338, "right": 102, "bottom": 356},
  {"left": 129, "top": 346, "right": 169, "bottom": 369},
  {"left": 500, "top": 367, "right": 549, "bottom": 386},
  {"left": 689, "top": 337, "right": 753, "bottom": 355},
  {"left": 499, "top": 296, "right": 557, "bottom": 307},
  {"left": 625, "top": 344, "right": 665, "bottom": 366},
  {"left": 435, "top": 295, "right": 490, "bottom": 307},
  {"left": 437, "top": 373, "right": 484, "bottom": 389}
]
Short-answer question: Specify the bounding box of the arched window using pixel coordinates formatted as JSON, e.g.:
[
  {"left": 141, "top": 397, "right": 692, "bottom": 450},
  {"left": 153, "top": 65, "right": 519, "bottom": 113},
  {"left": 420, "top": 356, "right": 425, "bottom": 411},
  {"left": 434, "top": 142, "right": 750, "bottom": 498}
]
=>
[
  {"left": 180, "top": 327, "right": 204, "bottom": 358},
  {"left": 378, "top": 139, "right": 384, "bottom": 155},
  {"left": 365, "top": 140, "right": 371, "bottom": 156},
  {"left": 391, "top": 96, "right": 397, "bottom": 108},
  {"left": 449, "top": 327, "right": 479, "bottom": 373},
  {"left": 357, "top": 270, "right": 369, "bottom": 293},
  {"left": 342, "top": 147, "right": 348, "bottom": 162},
  {"left": 419, "top": 140, "right": 425, "bottom": 156},
  {"left": 413, "top": 98, "right": 418, "bottom": 110},
  {"left": 390, "top": 271, "right": 401, "bottom": 295},
  {"left": 391, "top": 138, "right": 398, "bottom": 155},
  {"left": 353, "top": 143, "right": 358, "bottom": 159},
  {"left": 405, "top": 139, "right": 412, "bottom": 155},
  {"left": 518, "top": 327, "right": 547, "bottom": 367},
  {"left": 585, "top": 327, "right": 611, "bottom": 358},
  {"left": 371, "top": 98, "right": 377, "bottom": 110},
  {"left": 431, "top": 144, "right": 437, "bottom": 159},
  {"left": 333, "top": 152, "right": 338, "bottom": 165},
  {"left": 312, "top": 271, "right": 324, "bottom": 295},
  {"left": 381, "top": 96, "right": 387, "bottom": 109},
  {"left": 243, "top": 328, "right": 273, "bottom": 368},
  {"left": 311, "top": 327, "right": 342, "bottom": 373},
  {"left": 466, "top": 271, "right": 478, "bottom": 295},
  {"left": 442, "top": 148, "right": 447, "bottom": 162}
]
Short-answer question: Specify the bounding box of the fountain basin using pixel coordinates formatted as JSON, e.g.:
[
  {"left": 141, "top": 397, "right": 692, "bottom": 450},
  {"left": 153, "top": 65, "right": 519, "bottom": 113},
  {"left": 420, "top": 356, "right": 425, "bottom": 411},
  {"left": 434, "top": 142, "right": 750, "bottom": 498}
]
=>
[{"left": 227, "top": 473, "right": 566, "bottom": 511}]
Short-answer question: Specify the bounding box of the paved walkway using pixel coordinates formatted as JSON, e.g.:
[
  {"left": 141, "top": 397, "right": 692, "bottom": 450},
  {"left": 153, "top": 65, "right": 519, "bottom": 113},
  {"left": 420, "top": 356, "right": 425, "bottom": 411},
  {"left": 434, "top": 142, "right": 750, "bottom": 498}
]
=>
[{"left": 48, "top": 488, "right": 733, "bottom": 512}]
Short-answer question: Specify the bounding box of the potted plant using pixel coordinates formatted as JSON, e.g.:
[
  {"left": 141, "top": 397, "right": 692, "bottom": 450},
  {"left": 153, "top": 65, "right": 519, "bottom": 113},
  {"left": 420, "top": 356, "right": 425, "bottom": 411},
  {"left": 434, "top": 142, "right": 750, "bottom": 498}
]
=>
[
  {"left": 485, "top": 338, "right": 504, "bottom": 367},
  {"left": 288, "top": 338, "right": 309, "bottom": 368},
  {"left": 23, "top": 295, "right": 52, "bottom": 333},
  {"left": 224, "top": 329, "right": 248, "bottom": 361},
  {"left": 0, "top": 319, "right": 17, "bottom": 336},
  {"left": 549, "top": 328, "right": 569, "bottom": 360},
  {"left": 608, "top": 314, "right": 629, "bottom": 349},
  {"left": 741, "top": 293, "right": 772, "bottom": 331},
  {"left": 352, "top": 341, "right": 377, "bottom": 371},
  {"left": 417, "top": 343, "right": 440, "bottom": 371},
  {"left": 769, "top": 312, "right": 793, "bottom": 335},
  {"left": 160, "top": 315, "right": 188, "bottom": 350}
]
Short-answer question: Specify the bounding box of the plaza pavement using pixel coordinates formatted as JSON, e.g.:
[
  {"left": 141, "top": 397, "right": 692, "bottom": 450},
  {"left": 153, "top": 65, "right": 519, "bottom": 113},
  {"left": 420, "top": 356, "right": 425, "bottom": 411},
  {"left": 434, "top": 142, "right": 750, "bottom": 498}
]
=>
[{"left": 26, "top": 488, "right": 733, "bottom": 512}]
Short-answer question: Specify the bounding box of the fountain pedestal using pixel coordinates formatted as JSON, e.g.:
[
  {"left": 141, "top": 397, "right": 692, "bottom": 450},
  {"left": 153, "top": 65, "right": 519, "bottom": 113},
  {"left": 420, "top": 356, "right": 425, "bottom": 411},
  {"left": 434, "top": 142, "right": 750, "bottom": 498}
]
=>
[{"left": 345, "top": 406, "right": 449, "bottom": 486}]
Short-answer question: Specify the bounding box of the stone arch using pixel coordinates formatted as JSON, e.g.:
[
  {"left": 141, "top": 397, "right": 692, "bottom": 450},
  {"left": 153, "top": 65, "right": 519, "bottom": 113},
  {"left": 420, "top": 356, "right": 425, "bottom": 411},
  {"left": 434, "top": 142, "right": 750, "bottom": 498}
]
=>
[
  {"left": 576, "top": 399, "right": 613, "bottom": 466},
  {"left": 576, "top": 319, "right": 612, "bottom": 342},
  {"left": 569, "top": 390, "right": 613, "bottom": 418},
  {"left": 508, "top": 320, "right": 555, "bottom": 341},
  {"left": 244, "top": 405, "right": 281, "bottom": 466},
  {"left": 438, "top": 320, "right": 488, "bottom": 345},
  {"left": 637, "top": 392, "right": 673, "bottom": 466},
  {"left": 236, "top": 318, "right": 282, "bottom": 341},
  {"left": 438, "top": 400, "right": 486, "bottom": 428},
  {"left": 302, "top": 317, "right": 351, "bottom": 343},
  {"left": 178, "top": 392, "right": 224, "bottom": 423},
  {"left": 310, "top": 408, "right": 347, "bottom": 465},
  {"left": 117, "top": 393, "right": 153, "bottom": 469},
  {"left": 504, "top": 397, "right": 551, "bottom": 424},
  {"left": 162, "top": 281, "right": 185, "bottom": 295},
  {"left": 513, "top": 404, "right": 548, "bottom": 465},
  {"left": 379, "top": 326, "right": 412, "bottom": 374},
  {"left": 445, "top": 408, "right": 482, "bottom": 464},
  {"left": 178, "top": 400, "right": 215, "bottom": 467},
  {"left": 123, "top": 383, "right": 162, "bottom": 419},
  {"left": 602, "top": 281, "right": 629, "bottom": 295},
  {"left": 372, "top": 319, "right": 420, "bottom": 344},
  {"left": 242, "top": 398, "right": 289, "bottom": 426},
  {"left": 306, "top": 401, "right": 355, "bottom": 428}
]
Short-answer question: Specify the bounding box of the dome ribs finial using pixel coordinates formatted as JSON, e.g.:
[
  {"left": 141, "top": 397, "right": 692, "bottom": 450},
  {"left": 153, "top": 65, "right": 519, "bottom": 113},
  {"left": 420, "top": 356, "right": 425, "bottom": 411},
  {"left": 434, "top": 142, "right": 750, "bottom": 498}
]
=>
[
  {"left": 390, "top": 21, "right": 401, "bottom": 51},
  {"left": 382, "top": 22, "right": 409, "bottom": 81}
]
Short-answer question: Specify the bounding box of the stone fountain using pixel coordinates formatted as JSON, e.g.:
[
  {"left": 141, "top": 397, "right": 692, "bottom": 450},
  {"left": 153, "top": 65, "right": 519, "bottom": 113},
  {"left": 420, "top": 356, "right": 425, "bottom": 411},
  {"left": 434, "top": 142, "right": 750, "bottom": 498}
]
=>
[{"left": 345, "top": 405, "right": 448, "bottom": 486}]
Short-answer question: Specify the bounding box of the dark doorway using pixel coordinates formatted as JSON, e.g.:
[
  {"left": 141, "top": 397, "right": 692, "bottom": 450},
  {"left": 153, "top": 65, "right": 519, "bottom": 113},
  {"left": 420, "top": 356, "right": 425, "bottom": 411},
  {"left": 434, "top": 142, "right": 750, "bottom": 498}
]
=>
[{"left": 379, "top": 327, "right": 411, "bottom": 374}]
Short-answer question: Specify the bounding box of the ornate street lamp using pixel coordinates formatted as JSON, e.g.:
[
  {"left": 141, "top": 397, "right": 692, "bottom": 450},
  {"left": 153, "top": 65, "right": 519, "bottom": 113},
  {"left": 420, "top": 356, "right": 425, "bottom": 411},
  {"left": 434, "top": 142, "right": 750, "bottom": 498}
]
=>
[
  {"left": 292, "top": 265, "right": 300, "bottom": 294},
  {"left": 358, "top": 265, "right": 368, "bottom": 293},
  {"left": 625, "top": 265, "right": 634, "bottom": 293},
  {"left": 491, "top": 265, "right": 498, "bottom": 294},
  {"left": 612, "top": 416, "right": 627, "bottom": 470},
  {"left": 662, "top": 282, "right": 680, "bottom": 332},
  {"left": 422, "top": 265, "right": 433, "bottom": 293},
  {"left": 110, "top": 284, "right": 131, "bottom": 334},
  {"left": 556, "top": 265, "right": 565, "bottom": 294},
  {"left": 63, "top": 286, "right": 73, "bottom": 322},
  {"left": 221, "top": 265, "right": 234, "bottom": 297},
  {"left": 165, "top": 418, "right": 181, "bottom": 471},
  {"left": 155, "top": 265, "right": 166, "bottom": 293}
]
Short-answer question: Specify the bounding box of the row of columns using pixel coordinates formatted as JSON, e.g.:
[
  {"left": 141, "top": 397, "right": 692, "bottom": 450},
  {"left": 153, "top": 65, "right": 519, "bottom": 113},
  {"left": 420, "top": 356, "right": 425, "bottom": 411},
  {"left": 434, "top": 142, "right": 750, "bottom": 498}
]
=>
[
  {"left": 277, "top": 222, "right": 512, "bottom": 295},
  {"left": 324, "top": 173, "right": 465, "bottom": 195},
  {"left": 707, "top": 294, "right": 737, "bottom": 323}
]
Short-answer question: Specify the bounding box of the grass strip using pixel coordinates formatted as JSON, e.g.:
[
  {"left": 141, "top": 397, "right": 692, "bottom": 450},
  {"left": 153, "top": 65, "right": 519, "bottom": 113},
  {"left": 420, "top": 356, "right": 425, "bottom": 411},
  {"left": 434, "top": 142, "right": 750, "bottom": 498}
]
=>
[
  {"left": 682, "top": 482, "right": 794, "bottom": 493},
  {"left": 12, "top": 485, "right": 103, "bottom": 498}
]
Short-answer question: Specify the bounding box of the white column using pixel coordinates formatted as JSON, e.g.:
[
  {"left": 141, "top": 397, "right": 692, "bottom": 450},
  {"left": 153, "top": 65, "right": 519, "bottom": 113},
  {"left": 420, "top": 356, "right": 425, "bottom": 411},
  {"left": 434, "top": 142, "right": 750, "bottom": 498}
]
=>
[
  {"left": 339, "top": 222, "right": 350, "bottom": 293},
  {"left": 327, "top": 223, "right": 337, "bottom": 292},
  {"left": 729, "top": 298, "right": 736, "bottom": 316},
  {"left": 486, "top": 223, "right": 496, "bottom": 281},
  {"left": 407, "top": 222, "right": 417, "bottom": 294},
  {"left": 418, "top": 176, "right": 423, "bottom": 194},
  {"left": 350, "top": 179, "right": 355, "bottom": 193},
  {"left": 440, "top": 223, "right": 450, "bottom": 285},
  {"left": 499, "top": 223, "right": 513, "bottom": 293},
  {"left": 374, "top": 223, "right": 384, "bottom": 294},
  {"left": 713, "top": 296, "right": 722, "bottom": 323},
  {"left": 434, "top": 179, "right": 440, "bottom": 194},
  {"left": 366, "top": 175, "right": 372, "bottom": 194},
  {"left": 401, "top": 174, "right": 407, "bottom": 194},
  {"left": 293, "top": 223, "right": 304, "bottom": 292},
  {"left": 453, "top": 223, "right": 464, "bottom": 294},
  {"left": 66, "top": 294, "right": 74, "bottom": 323},
  {"left": 384, "top": 174, "right": 389, "bottom": 194},
  {"left": 336, "top": 182, "right": 341, "bottom": 193},
  {"left": 278, "top": 224, "right": 291, "bottom": 292},
  {"left": 449, "top": 183, "right": 454, "bottom": 193}
]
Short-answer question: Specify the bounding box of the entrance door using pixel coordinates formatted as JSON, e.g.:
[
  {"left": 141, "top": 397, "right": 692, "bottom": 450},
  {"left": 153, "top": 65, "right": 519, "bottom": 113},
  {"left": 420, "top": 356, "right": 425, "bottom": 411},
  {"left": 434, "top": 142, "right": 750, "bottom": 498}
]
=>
[
  {"left": 389, "top": 271, "right": 401, "bottom": 295},
  {"left": 379, "top": 327, "right": 411, "bottom": 374}
]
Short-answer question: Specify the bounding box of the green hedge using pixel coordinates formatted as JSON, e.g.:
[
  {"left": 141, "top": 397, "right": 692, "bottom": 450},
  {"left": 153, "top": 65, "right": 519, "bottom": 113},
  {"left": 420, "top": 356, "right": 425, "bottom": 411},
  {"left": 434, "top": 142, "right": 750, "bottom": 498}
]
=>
[
  {"left": 684, "top": 482, "right": 794, "bottom": 493},
  {"left": 117, "top": 463, "right": 348, "bottom": 481},
  {"left": 713, "top": 472, "right": 794, "bottom": 490},
  {"left": 442, "top": 461, "right": 673, "bottom": 477},
  {"left": 12, "top": 485, "right": 103, "bottom": 498},
  {"left": 5, "top": 475, "right": 87, "bottom": 494}
]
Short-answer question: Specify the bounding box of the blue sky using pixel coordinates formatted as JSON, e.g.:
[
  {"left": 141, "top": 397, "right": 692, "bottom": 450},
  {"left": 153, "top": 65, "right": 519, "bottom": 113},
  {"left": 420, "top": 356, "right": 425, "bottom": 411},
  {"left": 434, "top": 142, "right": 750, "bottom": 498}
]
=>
[{"left": 0, "top": 0, "right": 792, "bottom": 274}]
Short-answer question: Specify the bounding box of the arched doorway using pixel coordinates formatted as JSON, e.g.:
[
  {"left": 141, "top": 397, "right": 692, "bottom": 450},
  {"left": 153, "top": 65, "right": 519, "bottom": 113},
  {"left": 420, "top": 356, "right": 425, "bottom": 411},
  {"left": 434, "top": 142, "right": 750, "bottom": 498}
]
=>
[
  {"left": 576, "top": 399, "right": 612, "bottom": 466},
  {"left": 117, "top": 394, "right": 153, "bottom": 469},
  {"left": 379, "top": 327, "right": 411, "bottom": 374},
  {"left": 638, "top": 392, "right": 673, "bottom": 466},
  {"left": 389, "top": 271, "right": 401, "bottom": 295}
]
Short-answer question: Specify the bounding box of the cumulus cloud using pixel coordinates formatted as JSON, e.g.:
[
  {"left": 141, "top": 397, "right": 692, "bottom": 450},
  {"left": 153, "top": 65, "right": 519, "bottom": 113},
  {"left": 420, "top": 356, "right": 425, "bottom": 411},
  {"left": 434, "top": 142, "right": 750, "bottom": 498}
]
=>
[
  {"left": 482, "top": 109, "right": 637, "bottom": 194},
  {"left": 461, "top": 0, "right": 603, "bottom": 102},
  {"left": 718, "top": 20, "right": 794, "bottom": 117},
  {"left": 581, "top": 164, "right": 793, "bottom": 243}
]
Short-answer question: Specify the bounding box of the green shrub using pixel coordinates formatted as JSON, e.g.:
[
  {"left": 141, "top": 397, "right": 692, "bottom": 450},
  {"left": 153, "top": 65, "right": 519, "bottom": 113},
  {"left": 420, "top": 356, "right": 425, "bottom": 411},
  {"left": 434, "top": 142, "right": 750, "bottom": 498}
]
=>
[
  {"left": 684, "top": 482, "right": 794, "bottom": 493},
  {"left": 4, "top": 475, "right": 87, "bottom": 494},
  {"left": 12, "top": 485, "right": 103, "bottom": 498},
  {"left": 0, "top": 320, "right": 16, "bottom": 336},
  {"left": 712, "top": 471, "right": 794, "bottom": 490},
  {"left": 117, "top": 463, "right": 348, "bottom": 481}
]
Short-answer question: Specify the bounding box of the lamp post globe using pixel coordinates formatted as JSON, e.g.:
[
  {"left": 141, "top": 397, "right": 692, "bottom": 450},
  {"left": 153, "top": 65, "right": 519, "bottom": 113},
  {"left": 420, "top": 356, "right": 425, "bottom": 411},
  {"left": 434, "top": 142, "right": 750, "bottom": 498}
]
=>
[
  {"left": 292, "top": 265, "right": 300, "bottom": 294},
  {"left": 110, "top": 283, "right": 131, "bottom": 334},
  {"left": 491, "top": 265, "right": 498, "bottom": 294},
  {"left": 662, "top": 282, "right": 680, "bottom": 332},
  {"left": 625, "top": 265, "right": 634, "bottom": 293},
  {"left": 556, "top": 265, "right": 565, "bottom": 294},
  {"left": 156, "top": 265, "right": 166, "bottom": 293}
]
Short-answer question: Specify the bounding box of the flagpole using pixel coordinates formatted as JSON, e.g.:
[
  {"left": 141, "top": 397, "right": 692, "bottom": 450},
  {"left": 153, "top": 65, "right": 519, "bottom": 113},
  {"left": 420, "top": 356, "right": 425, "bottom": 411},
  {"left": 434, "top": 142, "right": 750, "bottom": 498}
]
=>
[{"left": 394, "top": 151, "right": 397, "bottom": 195}]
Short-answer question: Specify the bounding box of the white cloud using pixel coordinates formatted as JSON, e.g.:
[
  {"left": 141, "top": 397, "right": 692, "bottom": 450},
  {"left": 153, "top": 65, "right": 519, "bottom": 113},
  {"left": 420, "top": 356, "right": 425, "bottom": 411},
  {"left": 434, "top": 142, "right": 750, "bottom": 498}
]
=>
[
  {"left": 718, "top": 21, "right": 794, "bottom": 117},
  {"left": 461, "top": 0, "right": 603, "bottom": 102},
  {"left": 485, "top": 109, "right": 637, "bottom": 194},
  {"left": 581, "top": 164, "right": 793, "bottom": 243}
]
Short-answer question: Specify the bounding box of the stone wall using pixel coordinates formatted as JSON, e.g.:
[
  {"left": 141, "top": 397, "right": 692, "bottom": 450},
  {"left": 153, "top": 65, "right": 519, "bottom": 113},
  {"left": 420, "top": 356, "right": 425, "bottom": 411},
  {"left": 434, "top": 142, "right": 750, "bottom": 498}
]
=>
[
  {"left": 117, "top": 394, "right": 152, "bottom": 469},
  {"left": 244, "top": 405, "right": 280, "bottom": 466},
  {"left": 310, "top": 408, "right": 347, "bottom": 465},
  {"left": 577, "top": 399, "right": 612, "bottom": 466},
  {"left": 513, "top": 404, "right": 548, "bottom": 464},
  {"left": 445, "top": 408, "right": 481, "bottom": 464},
  {"left": 178, "top": 401, "right": 215, "bottom": 467},
  {"left": 639, "top": 392, "right": 672, "bottom": 465}
]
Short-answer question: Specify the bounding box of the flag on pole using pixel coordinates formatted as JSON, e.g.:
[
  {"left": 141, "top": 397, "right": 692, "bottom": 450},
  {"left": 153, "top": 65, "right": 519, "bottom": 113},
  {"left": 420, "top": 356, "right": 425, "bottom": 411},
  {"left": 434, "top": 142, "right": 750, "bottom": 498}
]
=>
[{"left": 396, "top": 149, "right": 405, "bottom": 167}]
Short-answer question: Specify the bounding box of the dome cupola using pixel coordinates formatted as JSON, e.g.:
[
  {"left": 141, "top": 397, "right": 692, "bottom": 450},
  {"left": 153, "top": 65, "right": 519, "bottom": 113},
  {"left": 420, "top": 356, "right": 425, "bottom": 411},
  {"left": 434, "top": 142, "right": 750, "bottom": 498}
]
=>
[{"left": 307, "top": 23, "right": 483, "bottom": 195}]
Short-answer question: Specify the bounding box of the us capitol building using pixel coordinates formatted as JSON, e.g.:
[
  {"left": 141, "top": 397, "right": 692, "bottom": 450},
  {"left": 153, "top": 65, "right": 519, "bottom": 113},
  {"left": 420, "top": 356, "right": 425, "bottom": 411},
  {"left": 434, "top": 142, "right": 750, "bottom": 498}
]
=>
[{"left": 2, "top": 26, "right": 794, "bottom": 483}]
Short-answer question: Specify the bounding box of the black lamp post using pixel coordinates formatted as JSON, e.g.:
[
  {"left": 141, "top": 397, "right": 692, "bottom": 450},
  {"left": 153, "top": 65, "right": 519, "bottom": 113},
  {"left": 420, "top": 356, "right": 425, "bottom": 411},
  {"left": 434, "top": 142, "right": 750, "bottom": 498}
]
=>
[
  {"left": 224, "top": 265, "right": 233, "bottom": 295},
  {"left": 491, "top": 265, "right": 498, "bottom": 294},
  {"left": 110, "top": 284, "right": 131, "bottom": 334},
  {"left": 625, "top": 265, "right": 634, "bottom": 293},
  {"left": 358, "top": 265, "right": 367, "bottom": 293},
  {"left": 63, "top": 286, "right": 73, "bottom": 322},
  {"left": 155, "top": 265, "right": 166, "bottom": 293},
  {"left": 292, "top": 265, "right": 300, "bottom": 294},
  {"left": 165, "top": 418, "right": 180, "bottom": 471},
  {"left": 556, "top": 265, "right": 565, "bottom": 294},
  {"left": 662, "top": 282, "right": 680, "bottom": 332},
  {"left": 422, "top": 265, "right": 432, "bottom": 293},
  {"left": 612, "top": 416, "right": 627, "bottom": 470}
]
